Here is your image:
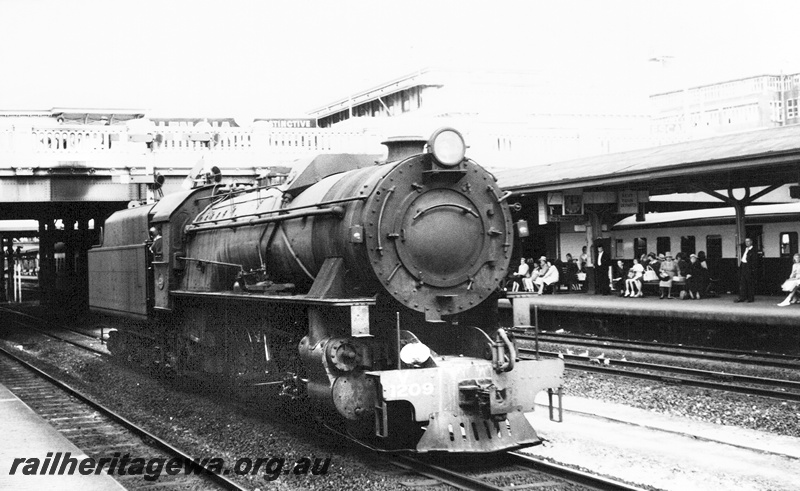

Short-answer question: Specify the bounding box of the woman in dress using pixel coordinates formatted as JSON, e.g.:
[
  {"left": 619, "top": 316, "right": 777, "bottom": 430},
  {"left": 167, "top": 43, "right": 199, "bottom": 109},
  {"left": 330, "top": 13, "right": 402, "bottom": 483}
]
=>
[
  {"left": 534, "top": 256, "right": 560, "bottom": 294},
  {"left": 778, "top": 253, "right": 800, "bottom": 306},
  {"left": 522, "top": 259, "right": 538, "bottom": 292},
  {"left": 611, "top": 260, "right": 627, "bottom": 296},
  {"left": 658, "top": 253, "right": 677, "bottom": 299},
  {"left": 624, "top": 257, "right": 644, "bottom": 297},
  {"left": 684, "top": 254, "right": 707, "bottom": 299},
  {"left": 510, "top": 257, "right": 529, "bottom": 292}
]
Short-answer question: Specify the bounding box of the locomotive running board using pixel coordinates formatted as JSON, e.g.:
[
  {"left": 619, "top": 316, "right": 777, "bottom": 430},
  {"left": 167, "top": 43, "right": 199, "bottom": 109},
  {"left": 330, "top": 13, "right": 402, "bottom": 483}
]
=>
[{"left": 170, "top": 290, "right": 376, "bottom": 307}]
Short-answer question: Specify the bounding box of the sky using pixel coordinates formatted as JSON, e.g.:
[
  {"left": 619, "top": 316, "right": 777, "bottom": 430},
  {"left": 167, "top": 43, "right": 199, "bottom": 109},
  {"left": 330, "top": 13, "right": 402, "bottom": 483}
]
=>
[{"left": 2, "top": 0, "right": 800, "bottom": 118}]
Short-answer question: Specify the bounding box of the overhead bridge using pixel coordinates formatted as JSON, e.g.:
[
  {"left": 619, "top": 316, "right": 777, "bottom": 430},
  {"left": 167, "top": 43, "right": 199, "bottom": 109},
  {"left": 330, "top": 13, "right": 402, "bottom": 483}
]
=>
[
  {"left": 0, "top": 114, "right": 383, "bottom": 308},
  {"left": 0, "top": 121, "right": 383, "bottom": 203}
]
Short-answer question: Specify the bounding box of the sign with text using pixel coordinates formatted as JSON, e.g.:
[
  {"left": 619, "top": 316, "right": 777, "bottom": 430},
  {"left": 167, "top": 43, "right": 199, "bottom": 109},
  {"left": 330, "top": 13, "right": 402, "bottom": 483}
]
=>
[
  {"left": 255, "top": 118, "right": 317, "bottom": 129},
  {"left": 617, "top": 190, "right": 638, "bottom": 214}
]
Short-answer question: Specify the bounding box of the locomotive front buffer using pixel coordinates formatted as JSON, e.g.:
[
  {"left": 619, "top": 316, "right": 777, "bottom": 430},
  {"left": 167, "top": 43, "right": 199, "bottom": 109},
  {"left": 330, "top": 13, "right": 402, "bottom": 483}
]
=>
[{"left": 368, "top": 337, "right": 564, "bottom": 453}]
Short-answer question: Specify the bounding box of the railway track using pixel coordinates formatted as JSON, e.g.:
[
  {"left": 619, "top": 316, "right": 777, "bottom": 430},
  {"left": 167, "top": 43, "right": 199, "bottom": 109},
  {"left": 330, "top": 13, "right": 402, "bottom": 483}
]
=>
[
  {"left": 324, "top": 423, "right": 647, "bottom": 491},
  {"left": 0, "top": 306, "right": 107, "bottom": 356},
  {"left": 7, "top": 304, "right": 800, "bottom": 402},
  {"left": 515, "top": 332, "right": 800, "bottom": 370},
  {"left": 0, "top": 346, "right": 248, "bottom": 490},
  {"left": 520, "top": 348, "right": 800, "bottom": 402},
  {"left": 389, "top": 452, "right": 648, "bottom": 491}
]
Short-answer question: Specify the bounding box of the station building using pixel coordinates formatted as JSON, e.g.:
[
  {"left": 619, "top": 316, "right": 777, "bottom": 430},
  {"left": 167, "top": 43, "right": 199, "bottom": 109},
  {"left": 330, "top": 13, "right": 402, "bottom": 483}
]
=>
[{"left": 650, "top": 73, "right": 800, "bottom": 143}]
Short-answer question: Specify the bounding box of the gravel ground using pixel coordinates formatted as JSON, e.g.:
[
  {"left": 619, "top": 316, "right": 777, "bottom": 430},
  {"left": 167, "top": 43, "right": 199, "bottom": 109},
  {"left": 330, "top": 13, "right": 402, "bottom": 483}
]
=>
[
  {"left": 521, "top": 338, "right": 800, "bottom": 438},
  {"left": 8, "top": 306, "right": 799, "bottom": 490},
  {"left": 0, "top": 327, "right": 449, "bottom": 491}
]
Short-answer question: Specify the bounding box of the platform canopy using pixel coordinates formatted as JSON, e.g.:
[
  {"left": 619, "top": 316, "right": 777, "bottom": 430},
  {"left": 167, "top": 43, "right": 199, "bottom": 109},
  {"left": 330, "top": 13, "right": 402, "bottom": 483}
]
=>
[
  {"left": 0, "top": 220, "right": 39, "bottom": 234},
  {"left": 496, "top": 124, "right": 800, "bottom": 196}
]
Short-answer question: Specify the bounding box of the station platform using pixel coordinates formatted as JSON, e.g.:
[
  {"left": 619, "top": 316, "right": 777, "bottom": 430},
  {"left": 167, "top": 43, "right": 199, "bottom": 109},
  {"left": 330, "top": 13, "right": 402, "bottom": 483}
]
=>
[
  {"left": 0, "top": 382, "right": 124, "bottom": 490},
  {"left": 502, "top": 291, "right": 800, "bottom": 327},
  {"left": 500, "top": 291, "right": 800, "bottom": 354}
]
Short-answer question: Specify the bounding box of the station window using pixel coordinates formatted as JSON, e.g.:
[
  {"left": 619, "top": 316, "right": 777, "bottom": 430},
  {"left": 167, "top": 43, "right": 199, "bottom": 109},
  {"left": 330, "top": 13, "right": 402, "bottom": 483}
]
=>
[
  {"left": 681, "top": 236, "right": 696, "bottom": 256},
  {"left": 634, "top": 237, "right": 647, "bottom": 259},
  {"left": 401, "top": 90, "right": 410, "bottom": 113},
  {"left": 788, "top": 99, "right": 798, "bottom": 119},
  {"left": 706, "top": 235, "right": 722, "bottom": 259},
  {"left": 615, "top": 239, "right": 625, "bottom": 258},
  {"left": 656, "top": 237, "right": 671, "bottom": 255},
  {"left": 780, "top": 232, "right": 798, "bottom": 256}
]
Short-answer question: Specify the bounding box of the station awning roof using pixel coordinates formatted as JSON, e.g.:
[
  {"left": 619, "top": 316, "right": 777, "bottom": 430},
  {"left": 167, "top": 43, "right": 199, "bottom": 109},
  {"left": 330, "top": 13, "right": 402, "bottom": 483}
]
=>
[
  {"left": 496, "top": 124, "right": 800, "bottom": 196},
  {"left": 0, "top": 220, "right": 38, "bottom": 234}
]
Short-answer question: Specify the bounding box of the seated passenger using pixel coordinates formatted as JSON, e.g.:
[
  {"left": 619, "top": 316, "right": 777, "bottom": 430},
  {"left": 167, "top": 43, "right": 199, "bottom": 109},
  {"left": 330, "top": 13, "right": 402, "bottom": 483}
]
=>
[
  {"left": 611, "top": 260, "right": 627, "bottom": 296},
  {"left": 534, "top": 256, "right": 559, "bottom": 294},
  {"left": 658, "top": 253, "right": 677, "bottom": 299},
  {"left": 640, "top": 253, "right": 651, "bottom": 271},
  {"left": 509, "top": 257, "right": 529, "bottom": 292},
  {"left": 624, "top": 257, "right": 644, "bottom": 297},
  {"left": 778, "top": 253, "right": 800, "bottom": 306},
  {"left": 675, "top": 252, "right": 690, "bottom": 279},
  {"left": 564, "top": 253, "right": 580, "bottom": 291},
  {"left": 684, "top": 253, "right": 707, "bottom": 299},
  {"left": 697, "top": 251, "right": 711, "bottom": 294},
  {"left": 522, "top": 259, "right": 538, "bottom": 292}
]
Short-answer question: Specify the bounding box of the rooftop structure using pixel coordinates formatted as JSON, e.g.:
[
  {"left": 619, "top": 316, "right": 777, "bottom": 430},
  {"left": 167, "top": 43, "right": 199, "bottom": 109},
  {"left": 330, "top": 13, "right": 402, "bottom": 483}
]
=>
[
  {"left": 650, "top": 73, "right": 800, "bottom": 143},
  {"left": 308, "top": 67, "right": 653, "bottom": 169}
]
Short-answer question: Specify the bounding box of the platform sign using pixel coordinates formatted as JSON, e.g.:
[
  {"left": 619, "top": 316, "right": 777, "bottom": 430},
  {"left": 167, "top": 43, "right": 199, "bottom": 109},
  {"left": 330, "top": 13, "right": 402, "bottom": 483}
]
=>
[
  {"left": 254, "top": 118, "right": 317, "bottom": 129},
  {"left": 564, "top": 194, "right": 583, "bottom": 215},
  {"left": 618, "top": 190, "right": 638, "bottom": 214},
  {"left": 546, "top": 192, "right": 563, "bottom": 219}
]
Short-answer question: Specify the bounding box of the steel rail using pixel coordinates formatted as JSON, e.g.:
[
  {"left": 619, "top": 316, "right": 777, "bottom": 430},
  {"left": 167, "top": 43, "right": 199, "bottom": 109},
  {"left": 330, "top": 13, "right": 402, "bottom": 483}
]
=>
[
  {"left": 0, "top": 346, "right": 250, "bottom": 491},
  {"left": 521, "top": 347, "right": 800, "bottom": 391},
  {"left": 0, "top": 307, "right": 108, "bottom": 357},
  {"left": 508, "top": 452, "right": 648, "bottom": 491},
  {"left": 519, "top": 349, "right": 800, "bottom": 402},
  {"left": 516, "top": 332, "right": 800, "bottom": 369},
  {"left": 323, "top": 421, "right": 645, "bottom": 491},
  {"left": 0, "top": 306, "right": 103, "bottom": 342},
  {"left": 386, "top": 454, "right": 506, "bottom": 491}
]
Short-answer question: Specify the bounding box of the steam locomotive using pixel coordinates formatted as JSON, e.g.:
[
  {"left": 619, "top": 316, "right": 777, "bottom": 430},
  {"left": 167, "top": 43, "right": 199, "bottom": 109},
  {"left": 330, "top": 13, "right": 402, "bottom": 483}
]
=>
[{"left": 88, "top": 128, "right": 564, "bottom": 452}]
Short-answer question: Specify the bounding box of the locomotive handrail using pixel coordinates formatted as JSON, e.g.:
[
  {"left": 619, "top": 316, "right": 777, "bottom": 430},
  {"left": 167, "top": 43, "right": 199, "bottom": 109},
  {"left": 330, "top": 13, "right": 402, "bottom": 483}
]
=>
[
  {"left": 191, "top": 196, "right": 366, "bottom": 226},
  {"left": 180, "top": 257, "right": 244, "bottom": 271},
  {"left": 196, "top": 183, "right": 288, "bottom": 205},
  {"left": 186, "top": 206, "right": 345, "bottom": 234},
  {"left": 411, "top": 203, "right": 478, "bottom": 220},
  {"left": 375, "top": 186, "right": 396, "bottom": 255}
]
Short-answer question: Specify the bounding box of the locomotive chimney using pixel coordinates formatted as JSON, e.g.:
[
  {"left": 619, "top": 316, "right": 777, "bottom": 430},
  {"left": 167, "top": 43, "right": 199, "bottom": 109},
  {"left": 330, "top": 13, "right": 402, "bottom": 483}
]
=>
[{"left": 382, "top": 136, "right": 427, "bottom": 161}]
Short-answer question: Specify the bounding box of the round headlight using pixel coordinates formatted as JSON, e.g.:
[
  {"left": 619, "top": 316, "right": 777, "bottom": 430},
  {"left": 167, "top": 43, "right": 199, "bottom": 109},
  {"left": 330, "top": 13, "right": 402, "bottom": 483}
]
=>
[
  {"left": 428, "top": 128, "right": 466, "bottom": 167},
  {"left": 400, "top": 342, "right": 431, "bottom": 366}
]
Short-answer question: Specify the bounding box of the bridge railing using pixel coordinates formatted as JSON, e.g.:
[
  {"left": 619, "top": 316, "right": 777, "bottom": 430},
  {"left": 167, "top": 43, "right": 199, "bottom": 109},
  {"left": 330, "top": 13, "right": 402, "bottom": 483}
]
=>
[
  {"left": 0, "top": 123, "right": 385, "bottom": 169},
  {"left": 0, "top": 120, "right": 657, "bottom": 172}
]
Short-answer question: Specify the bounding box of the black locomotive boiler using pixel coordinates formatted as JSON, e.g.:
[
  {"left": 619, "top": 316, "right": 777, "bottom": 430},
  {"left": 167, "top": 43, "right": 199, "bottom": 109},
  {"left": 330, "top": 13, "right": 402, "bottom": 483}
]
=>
[{"left": 88, "top": 128, "right": 564, "bottom": 452}]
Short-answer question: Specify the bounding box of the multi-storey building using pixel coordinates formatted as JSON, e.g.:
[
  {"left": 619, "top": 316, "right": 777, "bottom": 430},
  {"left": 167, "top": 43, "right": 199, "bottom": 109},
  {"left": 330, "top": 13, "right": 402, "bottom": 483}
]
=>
[{"left": 650, "top": 73, "right": 800, "bottom": 143}]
